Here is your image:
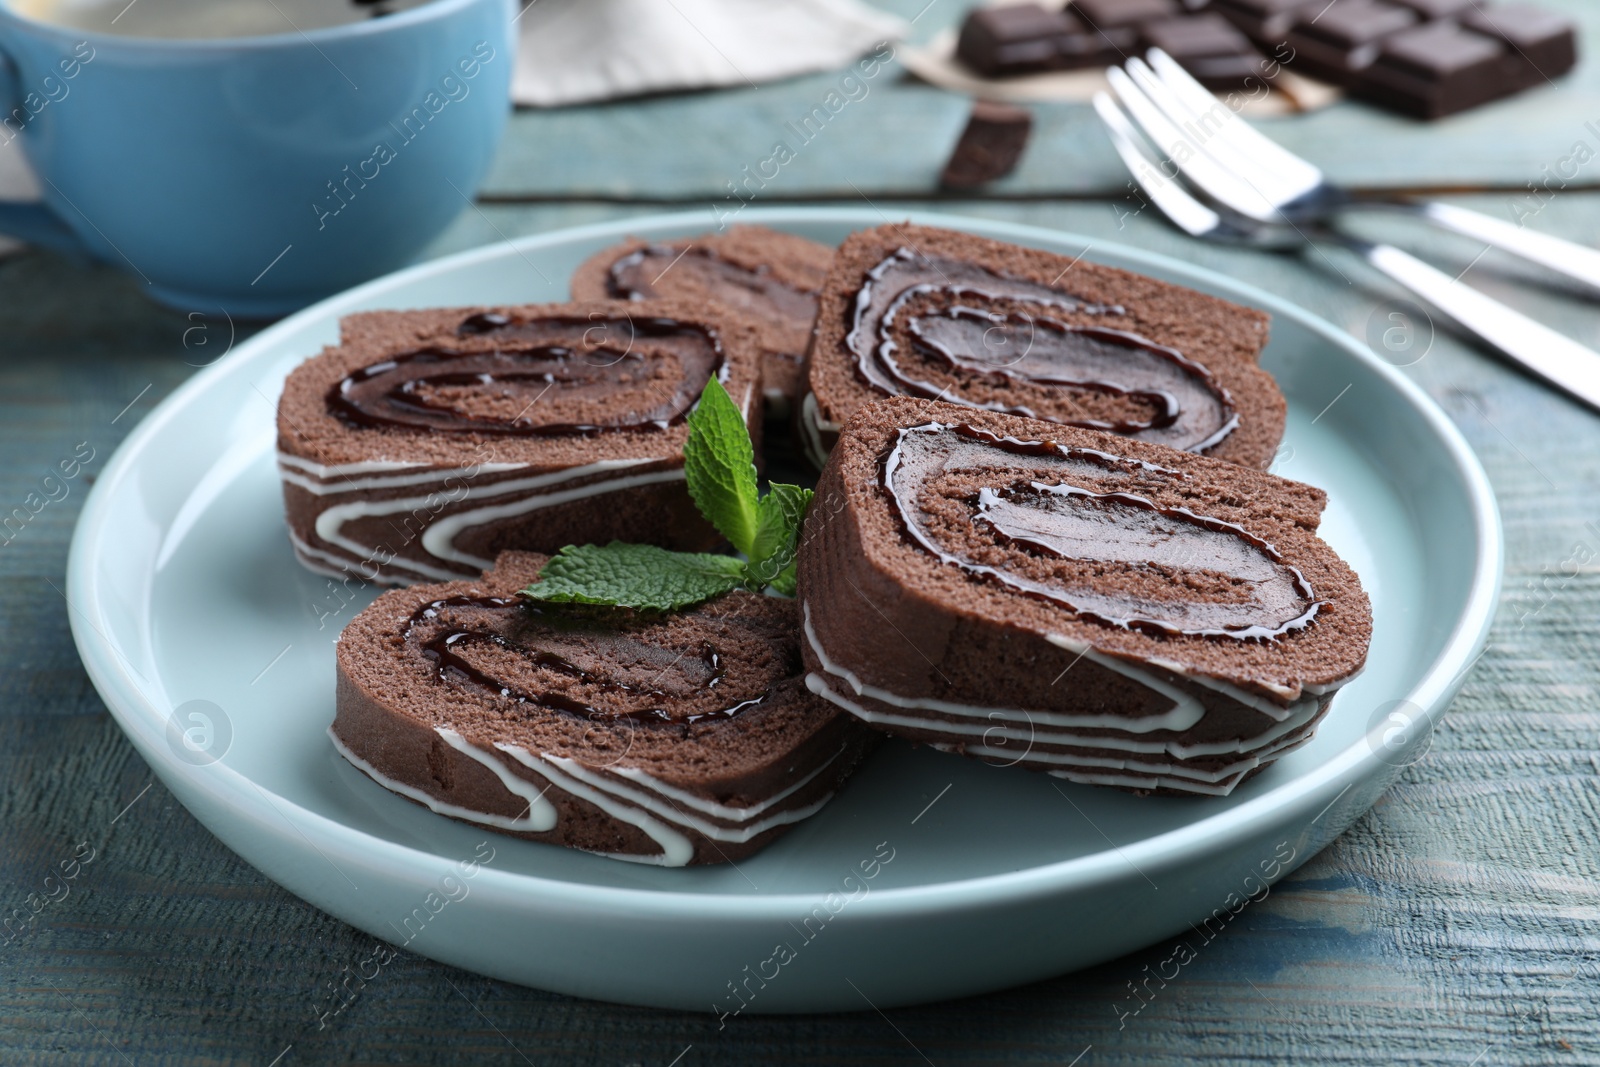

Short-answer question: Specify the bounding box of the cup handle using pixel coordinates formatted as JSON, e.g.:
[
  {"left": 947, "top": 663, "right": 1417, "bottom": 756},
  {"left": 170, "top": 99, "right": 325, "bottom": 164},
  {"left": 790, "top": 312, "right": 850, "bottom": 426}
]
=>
[{"left": 0, "top": 42, "right": 88, "bottom": 255}]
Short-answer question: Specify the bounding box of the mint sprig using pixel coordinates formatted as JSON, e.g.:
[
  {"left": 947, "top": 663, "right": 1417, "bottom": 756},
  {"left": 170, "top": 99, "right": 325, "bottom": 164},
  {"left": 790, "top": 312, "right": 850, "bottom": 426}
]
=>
[
  {"left": 522, "top": 378, "right": 813, "bottom": 611},
  {"left": 745, "top": 482, "right": 810, "bottom": 595},
  {"left": 526, "top": 543, "right": 747, "bottom": 612},
  {"left": 683, "top": 376, "right": 761, "bottom": 554}
]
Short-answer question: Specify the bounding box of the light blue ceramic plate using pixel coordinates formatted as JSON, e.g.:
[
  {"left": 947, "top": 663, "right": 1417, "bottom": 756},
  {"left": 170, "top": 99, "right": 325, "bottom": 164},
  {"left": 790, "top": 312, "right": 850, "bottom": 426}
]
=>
[{"left": 67, "top": 209, "right": 1501, "bottom": 1013}]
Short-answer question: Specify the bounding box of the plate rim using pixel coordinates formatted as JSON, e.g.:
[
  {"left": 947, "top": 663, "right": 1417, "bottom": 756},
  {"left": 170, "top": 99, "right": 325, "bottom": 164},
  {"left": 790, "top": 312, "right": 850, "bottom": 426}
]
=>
[{"left": 67, "top": 206, "right": 1503, "bottom": 918}]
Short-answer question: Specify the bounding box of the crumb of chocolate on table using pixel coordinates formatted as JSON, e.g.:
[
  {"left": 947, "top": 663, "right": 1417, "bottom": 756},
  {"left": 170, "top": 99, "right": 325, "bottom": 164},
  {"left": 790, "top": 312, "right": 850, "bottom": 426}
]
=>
[{"left": 941, "top": 100, "right": 1034, "bottom": 188}]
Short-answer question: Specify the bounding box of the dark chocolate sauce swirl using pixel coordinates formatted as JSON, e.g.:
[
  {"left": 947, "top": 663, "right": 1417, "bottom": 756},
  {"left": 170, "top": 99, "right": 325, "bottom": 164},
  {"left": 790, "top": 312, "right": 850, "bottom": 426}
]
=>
[
  {"left": 327, "top": 314, "right": 725, "bottom": 436},
  {"left": 607, "top": 244, "right": 818, "bottom": 327},
  {"left": 848, "top": 249, "right": 1238, "bottom": 452},
  {"left": 403, "top": 596, "right": 763, "bottom": 725},
  {"left": 883, "top": 423, "right": 1318, "bottom": 640},
  {"left": 607, "top": 244, "right": 819, "bottom": 368}
]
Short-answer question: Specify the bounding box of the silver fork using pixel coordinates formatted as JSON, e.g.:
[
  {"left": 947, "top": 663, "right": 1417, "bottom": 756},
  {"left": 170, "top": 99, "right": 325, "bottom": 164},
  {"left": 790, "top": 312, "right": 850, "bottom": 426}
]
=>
[
  {"left": 1118, "top": 48, "right": 1600, "bottom": 296},
  {"left": 1092, "top": 87, "right": 1600, "bottom": 411}
]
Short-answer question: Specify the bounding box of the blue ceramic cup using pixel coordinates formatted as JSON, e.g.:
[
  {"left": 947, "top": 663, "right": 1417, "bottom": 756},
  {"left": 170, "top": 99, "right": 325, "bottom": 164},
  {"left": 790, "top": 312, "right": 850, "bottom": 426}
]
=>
[{"left": 0, "top": 0, "right": 513, "bottom": 315}]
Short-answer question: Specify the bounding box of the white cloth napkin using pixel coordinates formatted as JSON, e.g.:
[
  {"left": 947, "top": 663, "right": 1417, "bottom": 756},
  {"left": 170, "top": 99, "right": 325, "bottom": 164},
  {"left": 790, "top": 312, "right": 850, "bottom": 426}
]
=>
[{"left": 512, "top": 0, "right": 907, "bottom": 107}]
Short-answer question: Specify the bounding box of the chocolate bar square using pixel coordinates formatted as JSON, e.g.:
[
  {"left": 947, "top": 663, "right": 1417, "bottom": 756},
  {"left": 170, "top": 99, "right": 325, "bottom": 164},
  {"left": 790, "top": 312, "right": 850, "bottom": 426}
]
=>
[
  {"left": 1392, "top": 0, "right": 1472, "bottom": 17},
  {"left": 1358, "top": 20, "right": 1507, "bottom": 117},
  {"left": 1286, "top": 0, "right": 1418, "bottom": 78},
  {"left": 1073, "top": 0, "right": 1182, "bottom": 27},
  {"left": 1072, "top": 0, "right": 1182, "bottom": 53},
  {"left": 1462, "top": 5, "right": 1578, "bottom": 88},
  {"left": 956, "top": 4, "right": 1085, "bottom": 76},
  {"left": 1211, "top": 0, "right": 1322, "bottom": 43},
  {"left": 1141, "top": 13, "right": 1266, "bottom": 88}
]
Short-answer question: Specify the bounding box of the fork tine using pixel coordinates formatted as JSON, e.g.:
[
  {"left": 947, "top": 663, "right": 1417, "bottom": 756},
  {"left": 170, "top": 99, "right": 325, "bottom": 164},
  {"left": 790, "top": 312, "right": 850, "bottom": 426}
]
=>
[
  {"left": 1092, "top": 91, "right": 1224, "bottom": 240},
  {"left": 1105, "top": 65, "right": 1280, "bottom": 222},
  {"left": 1144, "top": 48, "right": 1323, "bottom": 193},
  {"left": 1123, "top": 56, "right": 1302, "bottom": 207}
]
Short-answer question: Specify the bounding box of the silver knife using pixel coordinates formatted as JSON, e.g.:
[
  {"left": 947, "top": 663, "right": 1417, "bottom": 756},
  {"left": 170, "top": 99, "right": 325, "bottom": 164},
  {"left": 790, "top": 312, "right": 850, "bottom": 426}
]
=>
[{"left": 1356, "top": 239, "right": 1600, "bottom": 412}]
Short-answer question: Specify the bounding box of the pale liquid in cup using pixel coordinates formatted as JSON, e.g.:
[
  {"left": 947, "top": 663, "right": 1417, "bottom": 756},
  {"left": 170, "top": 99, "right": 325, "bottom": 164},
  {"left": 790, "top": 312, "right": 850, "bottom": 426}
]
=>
[{"left": 9, "top": 0, "right": 436, "bottom": 39}]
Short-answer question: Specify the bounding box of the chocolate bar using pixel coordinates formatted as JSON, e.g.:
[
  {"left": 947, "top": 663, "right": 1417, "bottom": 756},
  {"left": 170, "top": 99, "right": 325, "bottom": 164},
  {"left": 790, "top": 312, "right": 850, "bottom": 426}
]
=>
[
  {"left": 956, "top": 0, "right": 1577, "bottom": 117},
  {"left": 1209, "top": 0, "right": 1577, "bottom": 118},
  {"left": 955, "top": 1, "right": 1269, "bottom": 89}
]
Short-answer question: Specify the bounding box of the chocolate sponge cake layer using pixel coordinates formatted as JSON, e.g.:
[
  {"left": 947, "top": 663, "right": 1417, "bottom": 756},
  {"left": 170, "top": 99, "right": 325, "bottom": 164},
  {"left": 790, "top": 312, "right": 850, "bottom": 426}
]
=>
[
  {"left": 796, "top": 397, "right": 1370, "bottom": 797},
  {"left": 278, "top": 300, "right": 762, "bottom": 585},
  {"left": 801, "top": 224, "right": 1285, "bottom": 471},
  {"left": 570, "top": 225, "right": 834, "bottom": 412},
  {"left": 334, "top": 552, "right": 877, "bottom": 866}
]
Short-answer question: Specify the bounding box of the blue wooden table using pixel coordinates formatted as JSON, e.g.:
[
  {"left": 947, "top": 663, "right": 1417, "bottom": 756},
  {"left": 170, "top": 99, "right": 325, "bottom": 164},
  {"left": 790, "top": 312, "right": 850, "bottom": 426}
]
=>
[{"left": 5, "top": 0, "right": 1600, "bottom": 1062}]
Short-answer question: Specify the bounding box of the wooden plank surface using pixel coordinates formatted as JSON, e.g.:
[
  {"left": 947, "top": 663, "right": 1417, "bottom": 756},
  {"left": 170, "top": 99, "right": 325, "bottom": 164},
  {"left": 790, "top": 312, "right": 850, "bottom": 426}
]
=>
[
  {"left": 4, "top": 181, "right": 1600, "bottom": 1063},
  {"left": 481, "top": 0, "right": 1600, "bottom": 199}
]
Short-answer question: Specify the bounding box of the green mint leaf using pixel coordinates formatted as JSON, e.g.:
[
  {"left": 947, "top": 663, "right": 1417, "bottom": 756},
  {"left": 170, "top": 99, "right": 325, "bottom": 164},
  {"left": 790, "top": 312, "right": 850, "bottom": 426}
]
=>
[
  {"left": 744, "top": 483, "right": 813, "bottom": 591},
  {"left": 523, "top": 542, "right": 745, "bottom": 612},
  {"left": 517, "top": 383, "right": 811, "bottom": 612},
  {"left": 683, "top": 376, "right": 760, "bottom": 556}
]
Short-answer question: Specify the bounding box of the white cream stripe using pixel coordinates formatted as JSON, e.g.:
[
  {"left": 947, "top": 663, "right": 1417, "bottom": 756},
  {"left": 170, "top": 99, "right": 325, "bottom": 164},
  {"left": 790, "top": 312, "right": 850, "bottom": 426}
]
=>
[
  {"left": 802, "top": 602, "right": 1206, "bottom": 735},
  {"left": 801, "top": 601, "right": 1336, "bottom": 797},
  {"left": 329, "top": 728, "right": 556, "bottom": 831},
  {"left": 423, "top": 467, "right": 688, "bottom": 570},
  {"left": 336, "top": 723, "right": 842, "bottom": 867},
  {"left": 279, "top": 459, "right": 529, "bottom": 496},
  {"left": 493, "top": 743, "right": 694, "bottom": 866},
  {"left": 307, "top": 458, "right": 672, "bottom": 577},
  {"left": 279, "top": 454, "right": 428, "bottom": 477},
  {"left": 547, "top": 753, "right": 840, "bottom": 842},
  {"left": 434, "top": 729, "right": 560, "bottom": 830},
  {"left": 607, "top": 748, "right": 842, "bottom": 821}
]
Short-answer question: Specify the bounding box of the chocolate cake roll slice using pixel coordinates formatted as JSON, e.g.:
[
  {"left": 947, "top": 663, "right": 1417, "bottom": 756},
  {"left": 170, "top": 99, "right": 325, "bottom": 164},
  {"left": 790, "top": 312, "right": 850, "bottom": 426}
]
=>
[
  {"left": 800, "top": 224, "right": 1285, "bottom": 471},
  {"left": 334, "top": 552, "right": 877, "bottom": 865},
  {"left": 797, "top": 397, "right": 1370, "bottom": 797},
  {"left": 278, "top": 300, "right": 761, "bottom": 585},
  {"left": 570, "top": 226, "right": 835, "bottom": 414}
]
